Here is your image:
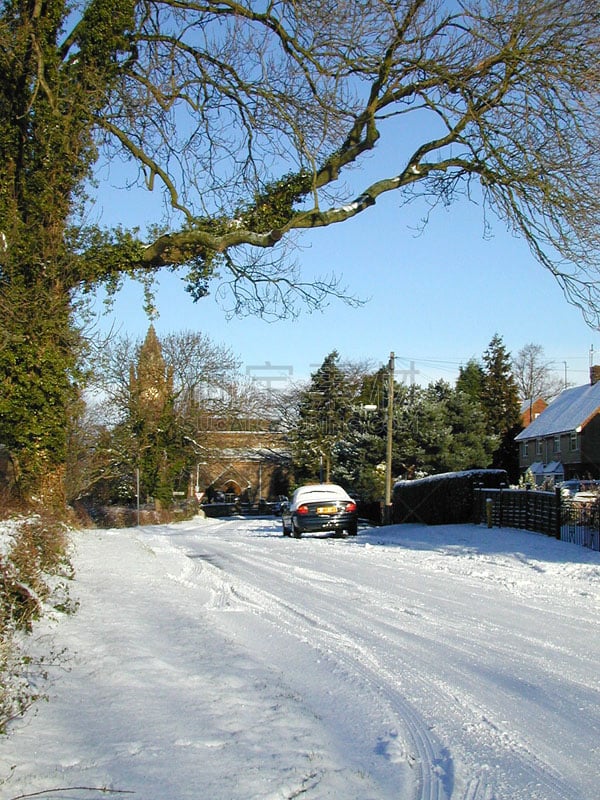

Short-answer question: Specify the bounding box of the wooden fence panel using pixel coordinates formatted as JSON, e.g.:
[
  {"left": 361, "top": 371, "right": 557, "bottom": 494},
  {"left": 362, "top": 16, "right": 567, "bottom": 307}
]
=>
[
  {"left": 474, "top": 487, "right": 600, "bottom": 551},
  {"left": 473, "top": 487, "right": 560, "bottom": 538}
]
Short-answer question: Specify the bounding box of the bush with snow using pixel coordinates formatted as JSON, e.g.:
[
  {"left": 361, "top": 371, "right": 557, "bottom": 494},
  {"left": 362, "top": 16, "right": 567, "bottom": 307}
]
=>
[{"left": 0, "top": 513, "right": 74, "bottom": 732}]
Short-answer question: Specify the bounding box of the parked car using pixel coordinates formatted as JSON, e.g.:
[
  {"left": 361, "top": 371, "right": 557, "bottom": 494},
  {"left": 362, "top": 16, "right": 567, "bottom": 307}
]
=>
[
  {"left": 559, "top": 479, "right": 600, "bottom": 500},
  {"left": 281, "top": 483, "right": 358, "bottom": 538},
  {"left": 272, "top": 495, "right": 289, "bottom": 516},
  {"left": 558, "top": 479, "right": 581, "bottom": 497}
]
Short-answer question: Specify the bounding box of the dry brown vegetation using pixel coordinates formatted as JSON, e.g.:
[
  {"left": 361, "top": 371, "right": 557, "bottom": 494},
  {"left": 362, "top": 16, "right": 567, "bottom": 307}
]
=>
[{"left": 0, "top": 508, "right": 74, "bottom": 733}]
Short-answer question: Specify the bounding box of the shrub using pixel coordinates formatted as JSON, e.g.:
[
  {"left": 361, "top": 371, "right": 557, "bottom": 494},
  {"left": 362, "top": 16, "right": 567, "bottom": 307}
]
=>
[
  {"left": 0, "top": 511, "right": 73, "bottom": 732},
  {"left": 89, "top": 501, "right": 199, "bottom": 528}
]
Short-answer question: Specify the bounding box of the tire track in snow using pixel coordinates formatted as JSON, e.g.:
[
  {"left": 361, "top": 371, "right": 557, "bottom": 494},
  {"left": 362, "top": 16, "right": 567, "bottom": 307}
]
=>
[
  {"left": 230, "top": 540, "right": 587, "bottom": 800},
  {"left": 182, "top": 531, "right": 585, "bottom": 800},
  {"left": 186, "top": 545, "right": 452, "bottom": 800}
]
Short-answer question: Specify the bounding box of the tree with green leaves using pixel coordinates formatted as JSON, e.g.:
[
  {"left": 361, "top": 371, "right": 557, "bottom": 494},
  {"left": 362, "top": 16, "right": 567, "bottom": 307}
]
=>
[
  {"left": 389, "top": 380, "right": 493, "bottom": 478},
  {"left": 481, "top": 335, "right": 521, "bottom": 436},
  {"left": 0, "top": 0, "right": 136, "bottom": 497},
  {"left": 126, "top": 325, "right": 179, "bottom": 506},
  {"left": 1, "top": 0, "right": 598, "bottom": 499},
  {"left": 76, "top": 327, "right": 244, "bottom": 505},
  {"left": 292, "top": 352, "right": 357, "bottom": 484},
  {"left": 427, "top": 381, "right": 496, "bottom": 473},
  {"left": 332, "top": 367, "right": 388, "bottom": 501},
  {"left": 96, "top": 328, "right": 240, "bottom": 429}
]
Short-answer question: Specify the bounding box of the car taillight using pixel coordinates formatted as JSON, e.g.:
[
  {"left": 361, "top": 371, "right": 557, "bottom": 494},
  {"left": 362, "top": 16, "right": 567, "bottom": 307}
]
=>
[
  {"left": 296, "top": 504, "right": 309, "bottom": 515},
  {"left": 345, "top": 501, "right": 357, "bottom": 512}
]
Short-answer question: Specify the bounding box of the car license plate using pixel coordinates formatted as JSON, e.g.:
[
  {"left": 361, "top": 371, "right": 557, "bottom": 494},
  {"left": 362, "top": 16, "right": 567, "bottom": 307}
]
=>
[{"left": 317, "top": 505, "right": 337, "bottom": 514}]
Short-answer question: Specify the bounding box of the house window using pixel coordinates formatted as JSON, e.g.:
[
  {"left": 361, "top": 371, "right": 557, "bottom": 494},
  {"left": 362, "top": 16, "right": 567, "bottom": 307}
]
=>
[
  {"left": 536, "top": 439, "right": 542, "bottom": 456},
  {"left": 523, "top": 442, "right": 529, "bottom": 457},
  {"left": 570, "top": 431, "right": 579, "bottom": 451},
  {"left": 553, "top": 435, "right": 561, "bottom": 453}
]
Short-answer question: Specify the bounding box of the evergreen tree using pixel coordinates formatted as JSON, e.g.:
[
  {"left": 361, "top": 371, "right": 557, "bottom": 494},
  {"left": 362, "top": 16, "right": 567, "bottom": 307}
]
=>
[
  {"left": 292, "top": 352, "right": 356, "bottom": 485},
  {"left": 481, "top": 335, "right": 521, "bottom": 435},
  {"left": 456, "top": 359, "right": 486, "bottom": 402},
  {"left": 390, "top": 380, "right": 496, "bottom": 477},
  {"left": 481, "top": 334, "right": 522, "bottom": 480},
  {"left": 440, "top": 387, "right": 496, "bottom": 472},
  {"left": 398, "top": 384, "right": 447, "bottom": 477},
  {"left": 331, "top": 367, "right": 388, "bottom": 500},
  {"left": 82, "top": 327, "right": 250, "bottom": 506}
]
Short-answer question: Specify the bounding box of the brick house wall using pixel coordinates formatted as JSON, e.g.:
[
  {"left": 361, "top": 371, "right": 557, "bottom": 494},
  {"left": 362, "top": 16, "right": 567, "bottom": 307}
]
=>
[
  {"left": 191, "top": 427, "right": 291, "bottom": 502},
  {"left": 518, "top": 416, "right": 600, "bottom": 480},
  {"left": 521, "top": 397, "right": 548, "bottom": 427}
]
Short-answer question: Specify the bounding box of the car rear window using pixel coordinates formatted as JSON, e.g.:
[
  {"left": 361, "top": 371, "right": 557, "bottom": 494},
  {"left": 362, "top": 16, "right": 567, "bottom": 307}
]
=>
[{"left": 296, "top": 489, "right": 349, "bottom": 502}]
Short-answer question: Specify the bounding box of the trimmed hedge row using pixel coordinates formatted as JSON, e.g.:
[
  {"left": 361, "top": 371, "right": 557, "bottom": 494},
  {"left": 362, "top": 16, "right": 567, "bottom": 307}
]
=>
[{"left": 393, "top": 469, "right": 508, "bottom": 525}]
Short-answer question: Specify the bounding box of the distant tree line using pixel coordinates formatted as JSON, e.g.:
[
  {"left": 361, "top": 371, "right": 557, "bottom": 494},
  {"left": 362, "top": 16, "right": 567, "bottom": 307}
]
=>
[
  {"left": 68, "top": 329, "right": 568, "bottom": 511},
  {"left": 288, "top": 335, "right": 524, "bottom": 501}
]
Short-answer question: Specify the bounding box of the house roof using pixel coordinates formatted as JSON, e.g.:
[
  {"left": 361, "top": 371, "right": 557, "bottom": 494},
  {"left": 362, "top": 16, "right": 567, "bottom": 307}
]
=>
[{"left": 515, "top": 381, "right": 600, "bottom": 440}]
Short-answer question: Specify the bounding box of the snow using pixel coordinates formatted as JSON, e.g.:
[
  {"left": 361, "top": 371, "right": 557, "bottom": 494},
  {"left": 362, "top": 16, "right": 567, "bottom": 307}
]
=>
[
  {"left": 0, "top": 519, "right": 22, "bottom": 559},
  {"left": 1, "top": 516, "right": 599, "bottom": 800}
]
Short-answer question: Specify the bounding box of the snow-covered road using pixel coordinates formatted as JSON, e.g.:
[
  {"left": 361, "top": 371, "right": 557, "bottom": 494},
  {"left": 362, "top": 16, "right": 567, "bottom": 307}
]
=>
[{"left": 2, "top": 516, "right": 599, "bottom": 800}]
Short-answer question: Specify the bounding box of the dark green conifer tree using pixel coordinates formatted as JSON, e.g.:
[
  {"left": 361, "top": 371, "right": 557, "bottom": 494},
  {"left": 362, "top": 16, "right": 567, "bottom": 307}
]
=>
[
  {"left": 481, "top": 334, "right": 523, "bottom": 480},
  {"left": 292, "top": 352, "right": 355, "bottom": 485}
]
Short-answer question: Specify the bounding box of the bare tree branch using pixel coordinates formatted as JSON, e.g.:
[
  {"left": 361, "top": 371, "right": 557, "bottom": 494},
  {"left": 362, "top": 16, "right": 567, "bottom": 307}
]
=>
[{"left": 61, "top": 0, "right": 597, "bottom": 321}]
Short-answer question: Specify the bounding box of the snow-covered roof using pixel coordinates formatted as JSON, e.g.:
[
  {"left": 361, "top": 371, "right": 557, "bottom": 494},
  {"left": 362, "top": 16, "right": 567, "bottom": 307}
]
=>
[
  {"left": 544, "top": 461, "right": 564, "bottom": 475},
  {"left": 515, "top": 380, "right": 600, "bottom": 440}
]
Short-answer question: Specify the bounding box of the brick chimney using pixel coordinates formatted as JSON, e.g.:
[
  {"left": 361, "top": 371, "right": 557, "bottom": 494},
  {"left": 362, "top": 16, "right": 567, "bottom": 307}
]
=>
[{"left": 591, "top": 365, "right": 600, "bottom": 385}]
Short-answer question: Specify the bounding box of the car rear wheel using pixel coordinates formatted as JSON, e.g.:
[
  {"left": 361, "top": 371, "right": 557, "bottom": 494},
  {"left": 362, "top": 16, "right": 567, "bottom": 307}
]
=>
[{"left": 347, "top": 521, "right": 358, "bottom": 536}]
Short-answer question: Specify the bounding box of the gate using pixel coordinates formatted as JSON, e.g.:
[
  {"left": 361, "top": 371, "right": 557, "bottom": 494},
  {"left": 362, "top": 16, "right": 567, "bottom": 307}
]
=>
[{"left": 560, "top": 499, "right": 600, "bottom": 551}]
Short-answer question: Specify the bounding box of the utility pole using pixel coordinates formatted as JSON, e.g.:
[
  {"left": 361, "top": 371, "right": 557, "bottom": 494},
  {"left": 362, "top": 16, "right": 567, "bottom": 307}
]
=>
[{"left": 384, "top": 352, "right": 395, "bottom": 524}]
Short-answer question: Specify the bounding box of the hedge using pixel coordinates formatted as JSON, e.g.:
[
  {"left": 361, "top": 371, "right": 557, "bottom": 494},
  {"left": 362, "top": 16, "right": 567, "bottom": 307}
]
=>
[{"left": 393, "top": 469, "right": 508, "bottom": 525}]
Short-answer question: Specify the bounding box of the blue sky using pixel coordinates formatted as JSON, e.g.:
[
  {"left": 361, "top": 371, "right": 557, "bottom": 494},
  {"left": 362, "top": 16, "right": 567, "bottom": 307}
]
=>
[{"left": 88, "top": 155, "right": 598, "bottom": 394}]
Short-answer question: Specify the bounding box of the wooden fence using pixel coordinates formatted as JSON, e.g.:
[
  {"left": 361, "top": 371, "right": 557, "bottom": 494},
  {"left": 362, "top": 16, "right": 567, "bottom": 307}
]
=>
[
  {"left": 473, "top": 487, "right": 560, "bottom": 538},
  {"left": 473, "top": 486, "right": 600, "bottom": 551}
]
